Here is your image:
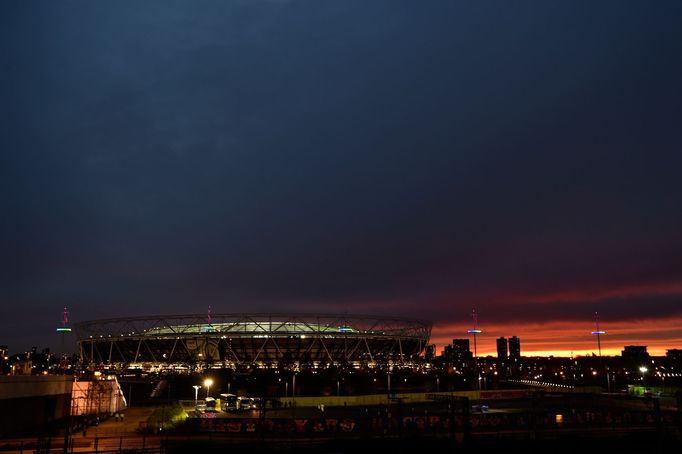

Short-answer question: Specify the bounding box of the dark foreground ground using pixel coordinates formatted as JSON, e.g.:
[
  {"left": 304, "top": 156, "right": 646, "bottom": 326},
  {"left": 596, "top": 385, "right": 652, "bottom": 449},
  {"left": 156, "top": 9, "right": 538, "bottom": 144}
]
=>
[
  {"left": 166, "top": 432, "right": 681, "bottom": 454},
  {"left": 1, "top": 393, "right": 679, "bottom": 454}
]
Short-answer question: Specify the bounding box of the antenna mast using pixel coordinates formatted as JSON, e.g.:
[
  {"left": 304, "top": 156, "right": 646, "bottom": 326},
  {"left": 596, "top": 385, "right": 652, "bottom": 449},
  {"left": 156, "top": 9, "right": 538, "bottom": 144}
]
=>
[
  {"left": 467, "top": 308, "right": 482, "bottom": 357},
  {"left": 591, "top": 311, "right": 605, "bottom": 359},
  {"left": 467, "top": 308, "right": 483, "bottom": 390},
  {"left": 55, "top": 306, "right": 72, "bottom": 371},
  {"left": 56, "top": 306, "right": 72, "bottom": 333}
]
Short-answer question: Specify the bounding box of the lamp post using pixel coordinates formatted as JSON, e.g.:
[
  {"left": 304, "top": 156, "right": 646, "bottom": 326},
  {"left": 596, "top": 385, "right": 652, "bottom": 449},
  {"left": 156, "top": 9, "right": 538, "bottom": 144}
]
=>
[
  {"left": 639, "top": 366, "right": 648, "bottom": 390},
  {"left": 337, "top": 380, "right": 340, "bottom": 396},
  {"left": 204, "top": 378, "right": 213, "bottom": 398},
  {"left": 192, "top": 385, "right": 200, "bottom": 407}
]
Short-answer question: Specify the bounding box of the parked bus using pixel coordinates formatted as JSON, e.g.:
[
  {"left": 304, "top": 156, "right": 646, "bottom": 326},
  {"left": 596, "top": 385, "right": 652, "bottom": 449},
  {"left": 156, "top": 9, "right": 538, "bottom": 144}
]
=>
[{"left": 220, "top": 393, "right": 238, "bottom": 411}]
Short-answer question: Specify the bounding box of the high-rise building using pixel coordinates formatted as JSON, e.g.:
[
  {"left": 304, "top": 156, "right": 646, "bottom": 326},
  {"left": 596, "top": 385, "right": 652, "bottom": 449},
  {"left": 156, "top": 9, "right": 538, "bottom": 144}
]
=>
[
  {"left": 496, "top": 337, "right": 508, "bottom": 361},
  {"left": 496, "top": 337, "right": 509, "bottom": 376},
  {"left": 451, "top": 338, "right": 470, "bottom": 354},
  {"left": 509, "top": 336, "right": 521, "bottom": 361},
  {"left": 443, "top": 338, "right": 473, "bottom": 371}
]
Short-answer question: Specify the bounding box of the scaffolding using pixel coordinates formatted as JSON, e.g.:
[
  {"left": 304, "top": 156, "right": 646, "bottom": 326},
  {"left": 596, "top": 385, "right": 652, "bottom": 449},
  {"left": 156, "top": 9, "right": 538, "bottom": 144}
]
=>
[{"left": 71, "top": 376, "right": 127, "bottom": 416}]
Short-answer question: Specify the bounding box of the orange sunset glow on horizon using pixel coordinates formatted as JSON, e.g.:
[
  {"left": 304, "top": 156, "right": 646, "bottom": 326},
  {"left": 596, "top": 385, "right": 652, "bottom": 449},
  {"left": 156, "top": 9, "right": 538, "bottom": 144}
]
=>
[{"left": 431, "top": 316, "right": 682, "bottom": 358}]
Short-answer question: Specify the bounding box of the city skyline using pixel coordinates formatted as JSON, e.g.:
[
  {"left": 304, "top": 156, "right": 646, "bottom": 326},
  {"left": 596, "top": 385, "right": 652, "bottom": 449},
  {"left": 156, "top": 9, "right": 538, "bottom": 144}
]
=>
[
  {"left": 2, "top": 2, "right": 682, "bottom": 356},
  {"left": 433, "top": 317, "right": 682, "bottom": 358},
  {"left": 9, "top": 306, "right": 680, "bottom": 359}
]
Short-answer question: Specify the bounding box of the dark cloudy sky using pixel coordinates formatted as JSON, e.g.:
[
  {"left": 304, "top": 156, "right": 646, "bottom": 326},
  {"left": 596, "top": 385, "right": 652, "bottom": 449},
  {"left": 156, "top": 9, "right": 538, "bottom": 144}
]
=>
[{"left": 2, "top": 1, "right": 682, "bottom": 356}]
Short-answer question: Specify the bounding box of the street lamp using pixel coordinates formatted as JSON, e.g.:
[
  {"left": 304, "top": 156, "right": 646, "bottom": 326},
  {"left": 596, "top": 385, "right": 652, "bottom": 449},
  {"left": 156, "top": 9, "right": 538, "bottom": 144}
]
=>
[
  {"left": 337, "top": 380, "right": 340, "bottom": 396},
  {"left": 639, "top": 367, "right": 648, "bottom": 389},
  {"left": 204, "top": 378, "right": 213, "bottom": 398},
  {"left": 192, "top": 385, "right": 200, "bottom": 407}
]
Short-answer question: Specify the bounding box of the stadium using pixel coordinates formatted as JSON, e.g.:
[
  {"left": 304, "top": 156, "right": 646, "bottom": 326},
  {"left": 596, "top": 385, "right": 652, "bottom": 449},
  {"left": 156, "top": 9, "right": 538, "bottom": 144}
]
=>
[{"left": 74, "top": 313, "right": 432, "bottom": 371}]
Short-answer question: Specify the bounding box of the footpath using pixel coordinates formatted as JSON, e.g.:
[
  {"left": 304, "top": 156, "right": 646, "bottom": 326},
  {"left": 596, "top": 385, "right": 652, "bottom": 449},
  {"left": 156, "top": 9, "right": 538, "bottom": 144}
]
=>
[
  {"left": 73, "top": 407, "right": 158, "bottom": 438},
  {"left": 68, "top": 407, "right": 163, "bottom": 452}
]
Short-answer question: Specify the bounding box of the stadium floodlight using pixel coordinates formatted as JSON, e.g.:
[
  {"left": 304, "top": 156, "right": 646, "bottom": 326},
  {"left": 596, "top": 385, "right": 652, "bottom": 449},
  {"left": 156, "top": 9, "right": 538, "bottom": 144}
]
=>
[{"left": 204, "top": 378, "right": 213, "bottom": 398}]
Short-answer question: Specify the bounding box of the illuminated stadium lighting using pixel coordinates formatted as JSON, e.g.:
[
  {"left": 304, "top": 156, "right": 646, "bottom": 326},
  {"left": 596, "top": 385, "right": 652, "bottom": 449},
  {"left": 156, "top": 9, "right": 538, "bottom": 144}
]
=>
[{"left": 73, "top": 313, "right": 432, "bottom": 370}]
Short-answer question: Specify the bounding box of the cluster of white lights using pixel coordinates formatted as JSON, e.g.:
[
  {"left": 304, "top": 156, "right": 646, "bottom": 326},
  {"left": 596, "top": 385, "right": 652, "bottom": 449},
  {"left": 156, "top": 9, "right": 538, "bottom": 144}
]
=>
[{"left": 514, "top": 379, "right": 575, "bottom": 389}]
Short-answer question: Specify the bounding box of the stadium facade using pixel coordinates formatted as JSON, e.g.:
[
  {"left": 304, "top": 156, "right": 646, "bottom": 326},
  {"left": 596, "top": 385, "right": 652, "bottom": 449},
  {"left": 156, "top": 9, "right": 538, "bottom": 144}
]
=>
[{"left": 74, "top": 313, "right": 432, "bottom": 371}]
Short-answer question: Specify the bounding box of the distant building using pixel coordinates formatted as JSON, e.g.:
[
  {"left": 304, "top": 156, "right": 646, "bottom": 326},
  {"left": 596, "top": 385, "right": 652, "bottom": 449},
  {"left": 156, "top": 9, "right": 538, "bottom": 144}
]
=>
[
  {"left": 496, "top": 337, "right": 509, "bottom": 375},
  {"left": 0, "top": 346, "right": 7, "bottom": 374},
  {"left": 496, "top": 337, "right": 508, "bottom": 361},
  {"left": 11, "top": 359, "right": 32, "bottom": 376},
  {"left": 666, "top": 349, "right": 682, "bottom": 360},
  {"left": 443, "top": 339, "right": 473, "bottom": 371},
  {"left": 665, "top": 349, "right": 682, "bottom": 366},
  {"left": 509, "top": 336, "right": 521, "bottom": 360},
  {"left": 621, "top": 346, "right": 650, "bottom": 372},
  {"left": 505, "top": 336, "right": 521, "bottom": 376},
  {"left": 425, "top": 344, "right": 436, "bottom": 361},
  {"left": 621, "top": 345, "right": 649, "bottom": 363}
]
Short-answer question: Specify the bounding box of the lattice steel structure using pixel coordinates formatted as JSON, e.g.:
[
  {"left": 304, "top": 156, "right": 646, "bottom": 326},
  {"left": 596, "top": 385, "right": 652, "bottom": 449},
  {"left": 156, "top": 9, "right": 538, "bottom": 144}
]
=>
[{"left": 74, "top": 313, "right": 432, "bottom": 369}]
